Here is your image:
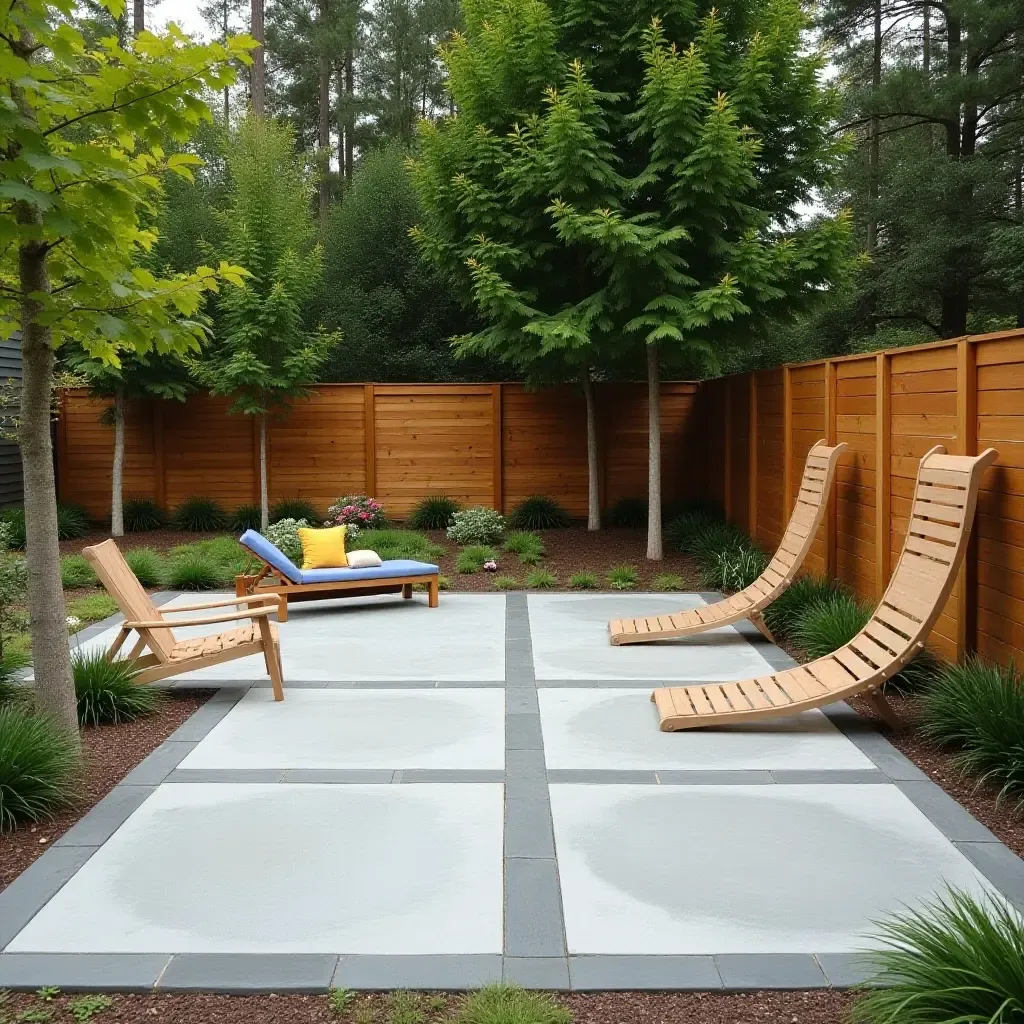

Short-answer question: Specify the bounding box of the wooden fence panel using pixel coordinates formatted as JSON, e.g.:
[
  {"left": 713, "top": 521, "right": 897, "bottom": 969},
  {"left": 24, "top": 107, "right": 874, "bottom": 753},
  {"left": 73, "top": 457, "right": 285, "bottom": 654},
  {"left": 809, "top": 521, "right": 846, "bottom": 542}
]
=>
[
  {"left": 754, "top": 369, "right": 785, "bottom": 551},
  {"left": 789, "top": 363, "right": 827, "bottom": 577}
]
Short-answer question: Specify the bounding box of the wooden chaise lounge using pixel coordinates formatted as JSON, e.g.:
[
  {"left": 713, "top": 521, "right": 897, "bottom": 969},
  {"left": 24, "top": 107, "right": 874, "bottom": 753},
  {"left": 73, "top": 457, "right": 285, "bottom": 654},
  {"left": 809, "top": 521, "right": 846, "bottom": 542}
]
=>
[
  {"left": 83, "top": 539, "right": 286, "bottom": 701},
  {"left": 652, "top": 445, "right": 998, "bottom": 731},
  {"left": 610, "top": 440, "right": 848, "bottom": 646},
  {"left": 235, "top": 530, "right": 440, "bottom": 621}
]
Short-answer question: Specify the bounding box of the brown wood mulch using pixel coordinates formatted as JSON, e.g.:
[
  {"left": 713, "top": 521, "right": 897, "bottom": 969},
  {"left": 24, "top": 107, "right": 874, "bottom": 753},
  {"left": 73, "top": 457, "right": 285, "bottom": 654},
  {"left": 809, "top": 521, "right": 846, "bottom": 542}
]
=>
[
  {"left": 0, "top": 989, "right": 856, "bottom": 1023},
  {"left": 0, "top": 691, "right": 213, "bottom": 894}
]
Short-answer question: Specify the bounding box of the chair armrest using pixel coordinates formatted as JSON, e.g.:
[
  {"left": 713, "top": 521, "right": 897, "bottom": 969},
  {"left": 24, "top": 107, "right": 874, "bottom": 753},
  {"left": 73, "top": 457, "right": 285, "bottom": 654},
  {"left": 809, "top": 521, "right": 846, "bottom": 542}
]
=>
[
  {"left": 125, "top": 606, "right": 275, "bottom": 629},
  {"left": 162, "top": 595, "right": 280, "bottom": 614}
]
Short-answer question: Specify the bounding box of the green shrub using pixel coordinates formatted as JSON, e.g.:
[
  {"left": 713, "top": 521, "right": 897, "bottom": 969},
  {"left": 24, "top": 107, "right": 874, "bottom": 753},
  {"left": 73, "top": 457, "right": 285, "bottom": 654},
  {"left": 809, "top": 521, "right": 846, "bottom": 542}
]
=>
[
  {"left": 190, "top": 536, "right": 258, "bottom": 576},
  {"left": 231, "top": 504, "right": 262, "bottom": 532},
  {"left": 457, "top": 545, "right": 496, "bottom": 574},
  {"left": 608, "top": 565, "right": 638, "bottom": 590},
  {"left": 700, "top": 545, "right": 769, "bottom": 591},
  {"left": 792, "top": 591, "right": 871, "bottom": 659},
  {"left": 0, "top": 507, "right": 26, "bottom": 548},
  {"left": 762, "top": 575, "right": 844, "bottom": 640},
  {"left": 606, "top": 497, "right": 647, "bottom": 528},
  {"left": 164, "top": 551, "right": 229, "bottom": 590},
  {"left": 61, "top": 555, "right": 97, "bottom": 589},
  {"left": 919, "top": 657, "right": 1024, "bottom": 805},
  {"left": 666, "top": 504, "right": 725, "bottom": 552},
  {"left": 852, "top": 888, "right": 1024, "bottom": 1024},
  {"left": 454, "top": 984, "right": 572, "bottom": 1024},
  {"left": 124, "top": 547, "right": 166, "bottom": 587},
  {"left": 407, "top": 495, "right": 461, "bottom": 530},
  {"left": 123, "top": 497, "right": 167, "bottom": 532},
  {"left": 503, "top": 531, "right": 545, "bottom": 565},
  {"left": 526, "top": 568, "right": 557, "bottom": 589},
  {"left": 493, "top": 575, "right": 519, "bottom": 590},
  {"left": 653, "top": 573, "right": 686, "bottom": 591},
  {"left": 508, "top": 496, "right": 571, "bottom": 530},
  {"left": 438, "top": 574, "right": 450, "bottom": 590},
  {"left": 57, "top": 503, "right": 90, "bottom": 540},
  {"left": 687, "top": 521, "right": 748, "bottom": 563},
  {"left": 173, "top": 496, "right": 227, "bottom": 532},
  {"left": 358, "top": 528, "right": 445, "bottom": 562},
  {"left": 447, "top": 506, "right": 505, "bottom": 545},
  {"left": 0, "top": 705, "right": 78, "bottom": 830},
  {"left": 66, "top": 593, "right": 118, "bottom": 624},
  {"left": 271, "top": 498, "right": 319, "bottom": 524},
  {"left": 73, "top": 648, "right": 162, "bottom": 727},
  {"left": 570, "top": 571, "right": 598, "bottom": 590},
  {"left": 263, "top": 518, "right": 309, "bottom": 564}
]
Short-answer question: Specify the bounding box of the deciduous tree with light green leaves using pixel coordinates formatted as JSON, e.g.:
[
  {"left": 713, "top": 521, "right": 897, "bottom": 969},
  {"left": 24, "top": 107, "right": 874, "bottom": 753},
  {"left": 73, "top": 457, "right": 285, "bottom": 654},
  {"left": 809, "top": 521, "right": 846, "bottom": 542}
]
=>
[
  {"left": 0, "top": 0, "right": 253, "bottom": 740},
  {"left": 192, "top": 115, "right": 336, "bottom": 531},
  {"left": 409, "top": 0, "right": 855, "bottom": 558}
]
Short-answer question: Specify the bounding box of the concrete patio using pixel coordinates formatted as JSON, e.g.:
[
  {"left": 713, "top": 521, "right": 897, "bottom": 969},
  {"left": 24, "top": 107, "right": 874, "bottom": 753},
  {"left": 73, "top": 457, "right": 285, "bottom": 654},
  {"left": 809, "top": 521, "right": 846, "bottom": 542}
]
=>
[{"left": 1, "top": 591, "right": 1022, "bottom": 993}]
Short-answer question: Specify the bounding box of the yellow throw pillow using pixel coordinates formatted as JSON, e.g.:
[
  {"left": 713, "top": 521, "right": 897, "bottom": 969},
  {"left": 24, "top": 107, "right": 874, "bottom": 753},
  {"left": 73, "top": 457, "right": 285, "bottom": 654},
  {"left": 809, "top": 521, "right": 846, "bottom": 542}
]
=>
[{"left": 297, "top": 526, "right": 348, "bottom": 569}]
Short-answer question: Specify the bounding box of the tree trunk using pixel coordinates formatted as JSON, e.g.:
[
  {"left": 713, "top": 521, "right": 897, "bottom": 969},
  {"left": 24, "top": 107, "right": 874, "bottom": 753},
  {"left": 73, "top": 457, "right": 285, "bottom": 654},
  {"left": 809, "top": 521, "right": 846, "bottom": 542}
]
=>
[
  {"left": 344, "top": 44, "right": 354, "bottom": 181},
  {"left": 646, "top": 343, "right": 663, "bottom": 561},
  {"left": 251, "top": 0, "right": 266, "bottom": 116},
  {"left": 922, "top": 5, "right": 930, "bottom": 72},
  {"left": 18, "top": 239, "right": 79, "bottom": 743},
  {"left": 223, "top": 0, "right": 231, "bottom": 124},
  {"left": 133, "top": 0, "right": 144, "bottom": 34},
  {"left": 110, "top": 386, "right": 125, "bottom": 537},
  {"left": 318, "top": 0, "right": 332, "bottom": 227},
  {"left": 866, "top": 0, "right": 881, "bottom": 253},
  {"left": 581, "top": 369, "right": 600, "bottom": 531},
  {"left": 259, "top": 412, "right": 269, "bottom": 530}
]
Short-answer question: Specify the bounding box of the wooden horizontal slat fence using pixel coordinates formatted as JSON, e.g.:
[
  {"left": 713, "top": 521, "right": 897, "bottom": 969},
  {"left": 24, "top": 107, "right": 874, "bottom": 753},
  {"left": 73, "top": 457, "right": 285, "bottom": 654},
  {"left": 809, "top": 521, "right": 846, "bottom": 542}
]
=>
[
  {"left": 56, "top": 381, "right": 702, "bottom": 522},
  {"left": 693, "top": 328, "right": 1024, "bottom": 668}
]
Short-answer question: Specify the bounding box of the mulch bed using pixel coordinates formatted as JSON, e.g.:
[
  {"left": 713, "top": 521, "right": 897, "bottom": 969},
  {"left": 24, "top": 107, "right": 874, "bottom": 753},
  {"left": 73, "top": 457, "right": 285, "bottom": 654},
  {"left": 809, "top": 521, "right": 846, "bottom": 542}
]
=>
[
  {"left": 0, "top": 691, "right": 213, "bottom": 894},
  {"left": 0, "top": 989, "right": 858, "bottom": 1023},
  {"left": 61, "top": 529, "right": 227, "bottom": 557}
]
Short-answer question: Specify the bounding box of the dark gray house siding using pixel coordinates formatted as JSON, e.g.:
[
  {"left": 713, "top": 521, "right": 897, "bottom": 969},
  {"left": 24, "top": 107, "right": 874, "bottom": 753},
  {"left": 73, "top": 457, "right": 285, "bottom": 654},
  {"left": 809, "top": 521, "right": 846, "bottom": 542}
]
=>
[{"left": 0, "top": 338, "right": 24, "bottom": 507}]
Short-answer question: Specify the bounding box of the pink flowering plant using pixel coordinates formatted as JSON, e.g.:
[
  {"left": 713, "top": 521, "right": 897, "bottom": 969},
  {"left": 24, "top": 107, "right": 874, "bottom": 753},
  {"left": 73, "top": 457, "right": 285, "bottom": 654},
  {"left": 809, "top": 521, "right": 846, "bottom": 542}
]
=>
[{"left": 325, "top": 495, "right": 388, "bottom": 532}]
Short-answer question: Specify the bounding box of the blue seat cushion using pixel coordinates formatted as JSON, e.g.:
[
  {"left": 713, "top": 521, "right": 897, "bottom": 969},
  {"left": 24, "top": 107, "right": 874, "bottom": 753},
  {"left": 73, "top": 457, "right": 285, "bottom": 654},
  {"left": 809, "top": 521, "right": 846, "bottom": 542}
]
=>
[
  {"left": 240, "top": 529, "right": 303, "bottom": 584},
  {"left": 300, "top": 560, "right": 439, "bottom": 585}
]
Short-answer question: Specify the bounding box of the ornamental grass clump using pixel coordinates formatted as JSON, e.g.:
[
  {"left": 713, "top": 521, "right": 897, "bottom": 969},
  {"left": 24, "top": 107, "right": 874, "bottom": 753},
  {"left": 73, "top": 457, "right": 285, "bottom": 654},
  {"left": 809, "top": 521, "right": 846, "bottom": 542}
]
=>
[
  {"left": 508, "top": 496, "right": 571, "bottom": 530},
  {"left": 407, "top": 495, "right": 461, "bottom": 530},
  {"left": 164, "top": 551, "right": 229, "bottom": 590},
  {"left": 73, "top": 649, "right": 162, "bottom": 726},
  {"left": 0, "top": 705, "right": 78, "bottom": 830},
  {"left": 173, "top": 496, "right": 228, "bottom": 532},
  {"left": 231, "top": 504, "right": 262, "bottom": 532},
  {"left": 358, "top": 529, "right": 444, "bottom": 562},
  {"left": 57, "top": 503, "right": 90, "bottom": 540},
  {"left": 61, "top": 554, "right": 97, "bottom": 589},
  {"left": 653, "top": 573, "right": 686, "bottom": 591},
  {"left": 852, "top": 888, "right": 1024, "bottom": 1024},
  {"left": 271, "top": 498, "right": 319, "bottom": 524},
  {"left": 919, "top": 657, "right": 1024, "bottom": 806},
  {"left": 124, "top": 548, "right": 166, "bottom": 587},
  {"left": 503, "top": 530, "right": 545, "bottom": 565},
  {"left": 447, "top": 506, "right": 505, "bottom": 545},
  {"left": 457, "top": 545, "right": 497, "bottom": 574},
  {"left": 526, "top": 568, "right": 557, "bottom": 589},
  {"left": 608, "top": 565, "right": 638, "bottom": 590},
  {"left": 701, "top": 545, "right": 768, "bottom": 592},
  {"left": 791, "top": 591, "right": 871, "bottom": 660},
  {"left": 454, "top": 984, "right": 572, "bottom": 1024},
  {"left": 570, "top": 571, "right": 598, "bottom": 590},
  {"left": 493, "top": 575, "right": 519, "bottom": 590},
  {"left": 666, "top": 504, "right": 724, "bottom": 552},
  {"left": 762, "top": 575, "right": 844, "bottom": 640},
  {"left": 123, "top": 497, "right": 168, "bottom": 532}
]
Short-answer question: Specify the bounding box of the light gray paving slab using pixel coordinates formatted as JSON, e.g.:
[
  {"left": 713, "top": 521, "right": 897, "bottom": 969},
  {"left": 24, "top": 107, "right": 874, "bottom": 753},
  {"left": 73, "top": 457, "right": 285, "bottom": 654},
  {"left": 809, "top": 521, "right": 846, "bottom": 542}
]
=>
[
  {"left": 502, "top": 957, "right": 570, "bottom": 989},
  {"left": 528, "top": 594, "right": 777, "bottom": 681},
  {"left": 896, "top": 780, "right": 1000, "bottom": 843},
  {"left": 504, "top": 859, "right": 565, "bottom": 958},
  {"left": 815, "top": 953, "right": 877, "bottom": 988},
  {"left": 54, "top": 786, "right": 156, "bottom": 847},
  {"left": 568, "top": 955, "right": 721, "bottom": 990},
  {"left": 539, "top": 689, "right": 872, "bottom": 772},
  {"left": 166, "top": 769, "right": 287, "bottom": 783},
  {"left": 955, "top": 842, "right": 1024, "bottom": 910},
  {"left": 333, "top": 955, "right": 503, "bottom": 990},
  {"left": 656, "top": 770, "right": 775, "bottom": 785},
  {"left": 164, "top": 697, "right": 243, "bottom": 741},
  {"left": 0, "top": 953, "right": 170, "bottom": 991},
  {"left": 505, "top": 799, "right": 555, "bottom": 859},
  {"left": 770, "top": 770, "right": 889, "bottom": 785},
  {"left": 506, "top": 714, "right": 544, "bottom": 750},
  {"left": 715, "top": 954, "right": 828, "bottom": 990},
  {"left": 158, "top": 953, "right": 338, "bottom": 992},
  {"left": 550, "top": 783, "right": 999, "bottom": 954},
  {"left": 120, "top": 741, "right": 198, "bottom": 785},
  {"left": 7, "top": 784, "right": 504, "bottom": 955},
  {"left": 0, "top": 846, "right": 97, "bottom": 949}
]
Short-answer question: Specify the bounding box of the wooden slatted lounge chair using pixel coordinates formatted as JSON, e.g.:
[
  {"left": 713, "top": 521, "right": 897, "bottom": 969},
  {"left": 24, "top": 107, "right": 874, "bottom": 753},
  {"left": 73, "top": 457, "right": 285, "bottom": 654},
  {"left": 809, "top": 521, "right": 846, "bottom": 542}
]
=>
[
  {"left": 652, "top": 445, "right": 998, "bottom": 732},
  {"left": 82, "top": 539, "right": 286, "bottom": 701},
  {"left": 610, "top": 440, "right": 848, "bottom": 646},
  {"left": 235, "top": 530, "right": 440, "bottom": 622}
]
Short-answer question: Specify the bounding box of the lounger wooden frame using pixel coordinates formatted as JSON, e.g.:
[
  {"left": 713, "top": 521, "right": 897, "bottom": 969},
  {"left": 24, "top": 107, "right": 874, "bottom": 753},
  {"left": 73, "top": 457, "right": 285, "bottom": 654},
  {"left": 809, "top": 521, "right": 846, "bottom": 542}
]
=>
[
  {"left": 83, "top": 539, "right": 287, "bottom": 701},
  {"left": 652, "top": 445, "right": 998, "bottom": 731},
  {"left": 610, "top": 440, "right": 848, "bottom": 646},
  {"left": 234, "top": 563, "right": 440, "bottom": 622}
]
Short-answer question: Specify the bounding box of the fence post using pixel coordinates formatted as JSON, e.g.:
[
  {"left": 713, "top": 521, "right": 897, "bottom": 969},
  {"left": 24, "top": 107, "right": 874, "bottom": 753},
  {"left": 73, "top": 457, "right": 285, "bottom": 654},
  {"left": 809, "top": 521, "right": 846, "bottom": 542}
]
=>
[
  {"left": 152, "top": 400, "right": 166, "bottom": 510},
  {"left": 782, "top": 365, "right": 793, "bottom": 522},
  {"left": 748, "top": 374, "right": 758, "bottom": 539},
  {"left": 364, "top": 384, "right": 376, "bottom": 499},
  {"left": 824, "top": 359, "right": 837, "bottom": 578},
  {"left": 723, "top": 379, "right": 733, "bottom": 522},
  {"left": 492, "top": 383, "right": 503, "bottom": 513},
  {"left": 956, "top": 339, "right": 978, "bottom": 660},
  {"left": 875, "top": 353, "right": 891, "bottom": 601}
]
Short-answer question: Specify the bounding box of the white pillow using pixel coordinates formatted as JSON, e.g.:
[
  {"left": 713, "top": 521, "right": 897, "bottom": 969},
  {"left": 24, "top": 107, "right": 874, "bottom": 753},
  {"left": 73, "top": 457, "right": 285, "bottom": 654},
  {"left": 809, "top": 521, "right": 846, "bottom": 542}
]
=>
[{"left": 346, "top": 549, "right": 383, "bottom": 568}]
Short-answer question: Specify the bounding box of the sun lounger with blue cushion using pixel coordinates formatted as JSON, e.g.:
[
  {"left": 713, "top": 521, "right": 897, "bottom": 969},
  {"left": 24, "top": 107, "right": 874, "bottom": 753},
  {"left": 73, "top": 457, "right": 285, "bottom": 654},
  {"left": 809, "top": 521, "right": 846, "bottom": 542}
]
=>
[{"left": 236, "top": 530, "right": 440, "bottom": 621}]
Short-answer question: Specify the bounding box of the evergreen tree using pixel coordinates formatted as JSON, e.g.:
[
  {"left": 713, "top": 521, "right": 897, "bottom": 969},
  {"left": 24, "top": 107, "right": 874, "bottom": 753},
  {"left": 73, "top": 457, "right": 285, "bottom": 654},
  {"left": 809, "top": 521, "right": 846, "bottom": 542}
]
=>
[{"left": 410, "top": 0, "right": 853, "bottom": 558}]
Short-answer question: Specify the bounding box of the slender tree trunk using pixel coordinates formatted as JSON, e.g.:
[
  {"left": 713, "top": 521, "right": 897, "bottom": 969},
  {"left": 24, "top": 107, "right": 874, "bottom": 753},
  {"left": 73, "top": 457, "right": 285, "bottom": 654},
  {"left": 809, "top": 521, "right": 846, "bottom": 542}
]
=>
[
  {"left": 259, "top": 412, "right": 269, "bottom": 530},
  {"left": 18, "top": 240, "right": 79, "bottom": 742},
  {"left": 133, "top": 0, "right": 144, "bottom": 34},
  {"left": 939, "top": 12, "right": 968, "bottom": 337},
  {"left": 866, "top": 0, "right": 881, "bottom": 253},
  {"left": 922, "top": 5, "right": 930, "bottom": 72},
  {"left": 1016, "top": 152, "right": 1024, "bottom": 328},
  {"left": 646, "top": 344, "right": 662, "bottom": 561},
  {"left": 581, "top": 369, "right": 600, "bottom": 531},
  {"left": 251, "top": 0, "right": 266, "bottom": 116},
  {"left": 344, "top": 45, "right": 354, "bottom": 181},
  {"left": 318, "top": 0, "right": 332, "bottom": 227},
  {"left": 223, "top": 0, "right": 230, "bottom": 124},
  {"left": 110, "top": 387, "right": 125, "bottom": 537}
]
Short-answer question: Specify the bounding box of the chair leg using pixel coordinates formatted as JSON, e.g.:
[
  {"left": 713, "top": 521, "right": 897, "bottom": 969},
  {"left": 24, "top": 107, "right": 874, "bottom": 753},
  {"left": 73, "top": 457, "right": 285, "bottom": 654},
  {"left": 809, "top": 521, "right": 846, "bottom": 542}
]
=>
[
  {"left": 402, "top": 583, "right": 413, "bottom": 600},
  {"left": 865, "top": 687, "right": 901, "bottom": 731},
  {"left": 257, "top": 618, "right": 285, "bottom": 701},
  {"left": 277, "top": 597, "right": 288, "bottom": 623},
  {"left": 750, "top": 610, "right": 775, "bottom": 644},
  {"left": 428, "top": 578, "right": 439, "bottom": 608}
]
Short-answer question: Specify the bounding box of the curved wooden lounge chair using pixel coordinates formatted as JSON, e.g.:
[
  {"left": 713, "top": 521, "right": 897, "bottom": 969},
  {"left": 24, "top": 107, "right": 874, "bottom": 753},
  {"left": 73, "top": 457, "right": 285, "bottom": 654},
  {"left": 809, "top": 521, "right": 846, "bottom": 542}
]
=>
[
  {"left": 82, "top": 539, "right": 286, "bottom": 701},
  {"left": 610, "top": 440, "right": 848, "bottom": 646},
  {"left": 652, "top": 445, "right": 998, "bottom": 732}
]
